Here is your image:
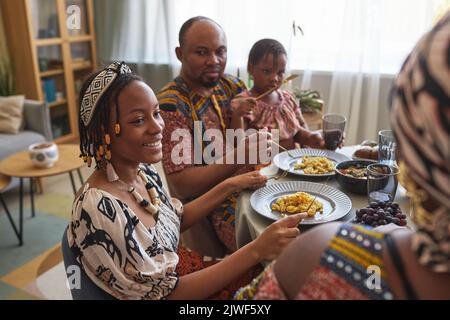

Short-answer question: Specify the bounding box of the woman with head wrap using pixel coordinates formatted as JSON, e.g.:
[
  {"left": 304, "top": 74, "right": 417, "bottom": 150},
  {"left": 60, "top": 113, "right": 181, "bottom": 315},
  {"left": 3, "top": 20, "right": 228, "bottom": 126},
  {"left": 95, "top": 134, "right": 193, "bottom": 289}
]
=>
[{"left": 235, "top": 11, "right": 450, "bottom": 300}]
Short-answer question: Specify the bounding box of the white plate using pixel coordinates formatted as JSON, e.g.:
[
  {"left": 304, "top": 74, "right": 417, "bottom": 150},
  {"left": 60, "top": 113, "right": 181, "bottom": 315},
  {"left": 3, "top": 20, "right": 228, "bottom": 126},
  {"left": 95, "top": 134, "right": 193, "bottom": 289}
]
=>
[
  {"left": 250, "top": 181, "right": 352, "bottom": 225},
  {"left": 273, "top": 148, "right": 351, "bottom": 177}
]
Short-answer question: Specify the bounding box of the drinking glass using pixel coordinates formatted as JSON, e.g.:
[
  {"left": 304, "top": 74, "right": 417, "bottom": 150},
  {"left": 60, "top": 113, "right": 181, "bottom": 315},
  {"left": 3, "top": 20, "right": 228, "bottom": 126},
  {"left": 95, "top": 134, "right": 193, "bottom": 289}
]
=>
[
  {"left": 378, "top": 129, "right": 396, "bottom": 165},
  {"left": 367, "top": 163, "right": 399, "bottom": 204},
  {"left": 322, "top": 114, "right": 346, "bottom": 151}
]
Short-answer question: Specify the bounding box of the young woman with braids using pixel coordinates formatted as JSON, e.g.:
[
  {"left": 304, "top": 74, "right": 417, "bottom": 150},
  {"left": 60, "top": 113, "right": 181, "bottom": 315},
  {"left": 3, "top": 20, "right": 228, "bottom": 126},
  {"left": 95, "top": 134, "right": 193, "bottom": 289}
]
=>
[{"left": 68, "top": 61, "right": 306, "bottom": 299}]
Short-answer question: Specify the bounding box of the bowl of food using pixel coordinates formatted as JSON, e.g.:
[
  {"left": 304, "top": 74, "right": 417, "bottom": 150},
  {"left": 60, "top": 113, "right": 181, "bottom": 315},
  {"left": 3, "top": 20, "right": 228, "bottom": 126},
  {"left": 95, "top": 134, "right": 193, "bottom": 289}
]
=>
[{"left": 335, "top": 160, "right": 373, "bottom": 194}]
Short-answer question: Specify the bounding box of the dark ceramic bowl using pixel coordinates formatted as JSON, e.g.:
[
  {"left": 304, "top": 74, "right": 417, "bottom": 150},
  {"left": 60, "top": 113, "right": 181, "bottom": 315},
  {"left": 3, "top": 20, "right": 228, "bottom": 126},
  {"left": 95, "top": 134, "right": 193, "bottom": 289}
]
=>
[{"left": 335, "top": 160, "right": 374, "bottom": 195}]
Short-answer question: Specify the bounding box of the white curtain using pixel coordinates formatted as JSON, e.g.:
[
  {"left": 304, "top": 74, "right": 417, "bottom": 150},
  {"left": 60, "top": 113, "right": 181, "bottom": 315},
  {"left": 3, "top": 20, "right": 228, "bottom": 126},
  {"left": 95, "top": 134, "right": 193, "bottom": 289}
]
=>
[{"left": 95, "top": 0, "right": 444, "bottom": 143}]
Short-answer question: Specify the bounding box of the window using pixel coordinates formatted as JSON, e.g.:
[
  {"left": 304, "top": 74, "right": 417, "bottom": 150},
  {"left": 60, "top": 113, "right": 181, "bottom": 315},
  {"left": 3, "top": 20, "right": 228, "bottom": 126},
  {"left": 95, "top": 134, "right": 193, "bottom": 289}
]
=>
[{"left": 171, "top": 0, "right": 444, "bottom": 74}]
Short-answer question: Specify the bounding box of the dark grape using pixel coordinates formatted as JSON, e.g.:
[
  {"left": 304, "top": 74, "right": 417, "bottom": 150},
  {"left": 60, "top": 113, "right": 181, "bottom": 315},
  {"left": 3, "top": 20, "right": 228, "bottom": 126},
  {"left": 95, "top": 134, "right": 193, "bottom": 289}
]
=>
[
  {"left": 377, "top": 201, "right": 386, "bottom": 208},
  {"left": 354, "top": 202, "right": 406, "bottom": 228}
]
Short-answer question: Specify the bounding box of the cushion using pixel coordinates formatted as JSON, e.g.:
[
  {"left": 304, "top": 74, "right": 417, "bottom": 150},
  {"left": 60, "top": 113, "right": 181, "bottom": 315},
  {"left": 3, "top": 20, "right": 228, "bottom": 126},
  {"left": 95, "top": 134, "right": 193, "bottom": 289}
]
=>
[{"left": 0, "top": 95, "right": 25, "bottom": 134}]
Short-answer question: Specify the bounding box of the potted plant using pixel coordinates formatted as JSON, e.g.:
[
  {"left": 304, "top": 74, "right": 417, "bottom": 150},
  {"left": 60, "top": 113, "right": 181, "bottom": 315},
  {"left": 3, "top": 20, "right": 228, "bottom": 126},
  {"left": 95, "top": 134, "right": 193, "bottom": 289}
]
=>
[
  {"left": 294, "top": 88, "right": 324, "bottom": 114},
  {"left": 0, "top": 52, "right": 14, "bottom": 96}
]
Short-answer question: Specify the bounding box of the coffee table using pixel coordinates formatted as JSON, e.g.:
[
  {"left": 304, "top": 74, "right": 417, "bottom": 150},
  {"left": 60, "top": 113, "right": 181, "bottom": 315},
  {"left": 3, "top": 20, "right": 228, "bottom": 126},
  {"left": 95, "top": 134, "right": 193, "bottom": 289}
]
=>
[
  {"left": 0, "top": 174, "right": 21, "bottom": 244},
  {"left": 0, "top": 144, "right": 85, "bottom": 245}
]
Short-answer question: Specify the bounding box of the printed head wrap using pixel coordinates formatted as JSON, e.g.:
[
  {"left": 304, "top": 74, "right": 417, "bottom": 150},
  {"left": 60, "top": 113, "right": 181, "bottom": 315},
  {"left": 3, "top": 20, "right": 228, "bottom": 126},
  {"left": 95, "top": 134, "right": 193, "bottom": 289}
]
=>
[{"left": 389, "top": 11, "right": 450, "bottom": 272}]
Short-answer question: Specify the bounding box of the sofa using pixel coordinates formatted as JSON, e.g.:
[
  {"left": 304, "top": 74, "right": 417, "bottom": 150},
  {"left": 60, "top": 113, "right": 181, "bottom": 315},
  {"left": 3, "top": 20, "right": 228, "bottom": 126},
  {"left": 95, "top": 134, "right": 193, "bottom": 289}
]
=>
[{"left": 0, "top": 99, "right": 53, "bottom": 191}]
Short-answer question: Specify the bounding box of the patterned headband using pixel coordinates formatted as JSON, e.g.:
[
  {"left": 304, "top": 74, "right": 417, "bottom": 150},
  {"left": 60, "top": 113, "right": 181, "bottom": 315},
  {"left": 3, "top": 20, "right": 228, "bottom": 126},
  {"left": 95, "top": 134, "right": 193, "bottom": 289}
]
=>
[{"left": 80, "top": 61, "right": 133, "bottom": 127}]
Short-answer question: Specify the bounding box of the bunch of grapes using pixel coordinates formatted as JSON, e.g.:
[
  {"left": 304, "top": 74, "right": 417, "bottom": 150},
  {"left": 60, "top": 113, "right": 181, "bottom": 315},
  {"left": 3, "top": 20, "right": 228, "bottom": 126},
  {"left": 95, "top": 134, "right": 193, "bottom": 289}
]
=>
[{"left": 354, "top": 201, "right": 407, "bottom": 227}]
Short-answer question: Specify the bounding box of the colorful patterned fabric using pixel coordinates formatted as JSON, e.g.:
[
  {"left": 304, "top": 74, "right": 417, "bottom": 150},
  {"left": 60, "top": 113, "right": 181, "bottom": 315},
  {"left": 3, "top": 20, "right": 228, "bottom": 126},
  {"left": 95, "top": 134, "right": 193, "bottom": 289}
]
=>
[
  {"left": 176, "top": 244, "right": 262, "bottom": 299},
  {"left": 157, "top": 75, "right": 247, "bottom": 252},
  {"left": 389, "top": 12, "right": 450, "bottom": 273},
  {"left": 68, "top": 164, "right": 181, "bottom": 300},
  {"left": 235, "top": 224, "right": 396, "bottom": 300},
  {"left": 237, "top": 89, "right": 307, "bottom": 140},
  {"left": 158, "top": 74, "right": 247, "bottom": 174},
  {"left": 209, "top": 193, "right": 239, "bottom": 252}
]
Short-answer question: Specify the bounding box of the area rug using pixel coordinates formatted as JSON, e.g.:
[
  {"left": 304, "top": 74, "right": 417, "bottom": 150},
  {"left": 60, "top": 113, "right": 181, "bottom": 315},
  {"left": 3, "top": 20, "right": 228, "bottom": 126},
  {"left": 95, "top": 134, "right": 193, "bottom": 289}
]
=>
[{"left": 0, "top": 192, "right": 73, "bottom": 300}]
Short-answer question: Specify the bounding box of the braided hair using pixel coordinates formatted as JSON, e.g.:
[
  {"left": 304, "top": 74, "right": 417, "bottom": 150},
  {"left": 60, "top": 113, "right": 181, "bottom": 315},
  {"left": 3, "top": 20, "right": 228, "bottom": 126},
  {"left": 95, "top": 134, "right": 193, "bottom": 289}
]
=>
[
  {"left": 78, "top": 68, "right": 142, "bottom": 169},
  {"left": 248, "top": 38, "right": 287, "bottom": 70}
]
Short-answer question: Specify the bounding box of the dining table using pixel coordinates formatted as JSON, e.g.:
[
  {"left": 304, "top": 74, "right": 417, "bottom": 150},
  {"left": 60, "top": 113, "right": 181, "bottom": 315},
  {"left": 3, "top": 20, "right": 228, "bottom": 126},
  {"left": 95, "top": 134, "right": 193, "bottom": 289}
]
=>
[{"left": 234, "top": 145, "right": 411, "bottom": 249}]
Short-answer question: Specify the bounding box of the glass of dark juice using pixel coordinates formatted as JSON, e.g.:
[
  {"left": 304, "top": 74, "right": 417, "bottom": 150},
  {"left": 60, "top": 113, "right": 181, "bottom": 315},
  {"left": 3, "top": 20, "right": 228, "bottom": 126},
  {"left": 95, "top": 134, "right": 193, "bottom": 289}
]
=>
[{"left": 322, "top": 114, "right": 346, "bottom": 150}]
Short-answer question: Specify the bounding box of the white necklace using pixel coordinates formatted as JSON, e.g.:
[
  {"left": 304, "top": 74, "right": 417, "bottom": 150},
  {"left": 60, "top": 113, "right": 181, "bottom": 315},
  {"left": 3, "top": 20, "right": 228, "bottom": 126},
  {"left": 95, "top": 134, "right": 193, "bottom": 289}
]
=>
[{"left": 118, "top": 169, "right": 160, "bottom": 220}]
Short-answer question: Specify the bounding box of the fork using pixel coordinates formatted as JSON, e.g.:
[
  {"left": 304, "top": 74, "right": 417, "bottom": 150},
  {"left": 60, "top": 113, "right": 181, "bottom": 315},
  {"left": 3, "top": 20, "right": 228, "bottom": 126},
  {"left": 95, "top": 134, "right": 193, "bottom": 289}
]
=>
[
  {"left": 271, "top": 140, "right": 297, "bottom": 158},
  {"left": 295, "top": 175, "right": 333, "bottom": 227},
  {"left": 267, "top": 170, "right": 289, "bottom": 181},
  {"left": 256, "top": 74, "right": 299, "bottom": 101}
]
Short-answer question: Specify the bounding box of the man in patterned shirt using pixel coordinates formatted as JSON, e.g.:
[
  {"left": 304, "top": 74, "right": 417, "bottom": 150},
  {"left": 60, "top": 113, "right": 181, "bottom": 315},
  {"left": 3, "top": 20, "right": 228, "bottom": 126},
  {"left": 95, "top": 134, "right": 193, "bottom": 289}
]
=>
[{"left": 157, "top": 16, "right": 269, "bottom": 253}]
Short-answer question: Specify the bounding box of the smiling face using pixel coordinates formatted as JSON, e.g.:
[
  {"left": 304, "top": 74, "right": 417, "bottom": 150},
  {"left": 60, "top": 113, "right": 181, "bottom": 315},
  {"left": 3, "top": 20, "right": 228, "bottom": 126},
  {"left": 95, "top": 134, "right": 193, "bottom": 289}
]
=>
[
  {"left": 248, "top": 53, "right": 287, "bottom": 94},
  {"left": 176, "top": 20, "right": 227, "bottom": 89},
  {"left": 109, "top": 81, "right": 165, "bottom": 166}
]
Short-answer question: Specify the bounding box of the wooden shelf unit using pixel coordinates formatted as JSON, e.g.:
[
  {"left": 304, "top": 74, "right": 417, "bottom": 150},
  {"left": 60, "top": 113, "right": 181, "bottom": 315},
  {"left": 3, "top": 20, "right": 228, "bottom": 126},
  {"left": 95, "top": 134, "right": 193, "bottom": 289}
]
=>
[{"left": 1, "top": 0, "right": 97, "bottom": 143}]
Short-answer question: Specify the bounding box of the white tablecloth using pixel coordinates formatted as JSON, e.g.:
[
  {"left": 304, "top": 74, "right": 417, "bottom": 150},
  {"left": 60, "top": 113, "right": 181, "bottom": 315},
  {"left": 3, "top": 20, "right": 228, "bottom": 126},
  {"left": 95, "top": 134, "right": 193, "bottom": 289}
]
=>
[{"left": 234, "top": 146, "right": 410, "bottom": 248}]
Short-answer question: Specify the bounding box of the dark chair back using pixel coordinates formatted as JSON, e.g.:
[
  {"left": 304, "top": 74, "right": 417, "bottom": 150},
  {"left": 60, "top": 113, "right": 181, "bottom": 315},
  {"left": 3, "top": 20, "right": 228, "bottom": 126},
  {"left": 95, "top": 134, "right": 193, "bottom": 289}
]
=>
[{"left": 61, "top": 226, "right": 116, "bottom": 300}]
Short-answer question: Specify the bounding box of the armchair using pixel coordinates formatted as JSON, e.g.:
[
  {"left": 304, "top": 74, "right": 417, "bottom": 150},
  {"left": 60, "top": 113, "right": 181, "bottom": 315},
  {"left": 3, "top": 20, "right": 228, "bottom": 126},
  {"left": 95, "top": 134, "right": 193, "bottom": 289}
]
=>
[{"left": 0, "top": 99, "right": 53, "bottom": 191}]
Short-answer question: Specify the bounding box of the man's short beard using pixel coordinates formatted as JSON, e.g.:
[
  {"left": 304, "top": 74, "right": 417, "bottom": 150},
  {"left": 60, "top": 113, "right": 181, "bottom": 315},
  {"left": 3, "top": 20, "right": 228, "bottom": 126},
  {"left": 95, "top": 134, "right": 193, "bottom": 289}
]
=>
[{"left": 202, "top": 80, "right": 219, "bottom": 88}]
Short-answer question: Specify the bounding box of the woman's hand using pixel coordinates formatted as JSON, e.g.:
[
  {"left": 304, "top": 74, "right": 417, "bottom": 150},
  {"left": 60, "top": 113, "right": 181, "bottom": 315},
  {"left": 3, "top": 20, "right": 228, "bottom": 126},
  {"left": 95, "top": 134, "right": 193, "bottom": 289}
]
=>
[
  {"left": 231, "top": 97, "right": 256, "bottom": 119},
  {"left": 226, "top": 170, "right": 267, "bottom": 193},
  {"left": 252, "top": 213, "right": 307, "bottom": 261}
]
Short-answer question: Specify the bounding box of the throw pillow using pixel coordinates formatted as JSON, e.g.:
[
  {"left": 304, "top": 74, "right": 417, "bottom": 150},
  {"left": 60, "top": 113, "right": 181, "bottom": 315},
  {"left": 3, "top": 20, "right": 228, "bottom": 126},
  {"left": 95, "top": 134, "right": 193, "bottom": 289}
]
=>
[{"left": 0, "top": 95, "right": 25, "bottom": 134}]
